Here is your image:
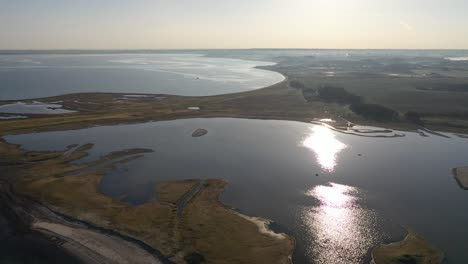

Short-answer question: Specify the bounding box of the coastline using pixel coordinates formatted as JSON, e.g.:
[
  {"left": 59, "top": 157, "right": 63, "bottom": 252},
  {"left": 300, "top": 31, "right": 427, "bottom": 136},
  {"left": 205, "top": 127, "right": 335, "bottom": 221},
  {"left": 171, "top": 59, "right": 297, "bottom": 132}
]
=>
[
  {"left": 0, "top": 180, "right": 169, "bottom": 264},
  {"left": 371, "top": 230, "right": 444, "bottom": 264},
  {"left": 0, "top": 139, "right": 295, "bottom": 264},
  {"left": 1, "top": 74, "right": 467, "bottom": 137},
  {"left": 0, "top": 61, "right": 465, "bottom": 263},
  {"left": 452, "top": 167, "right": 468, "bottom": 190}
]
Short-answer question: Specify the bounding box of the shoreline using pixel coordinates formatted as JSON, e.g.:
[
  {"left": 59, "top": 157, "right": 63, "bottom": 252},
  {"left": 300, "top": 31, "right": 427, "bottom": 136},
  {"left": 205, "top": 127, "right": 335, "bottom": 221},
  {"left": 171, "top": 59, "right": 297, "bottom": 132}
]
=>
[
  {"left": 0, "top": 180, "right": 170, "bottom": 264},
  {"left": 1, "top": 76, "right": 467, "bottom": 137},
  {"left": 0, "top": 53, "right": 286, "bottom": 102},
  {"left": 452, "top": 167, "right": 468, "bottom": 190},
  {"left": 0, "top": 138, "right": 295, "bottom": 264},
  {"left": 371, "top": 229, "right": 444, "bottom": 264}
]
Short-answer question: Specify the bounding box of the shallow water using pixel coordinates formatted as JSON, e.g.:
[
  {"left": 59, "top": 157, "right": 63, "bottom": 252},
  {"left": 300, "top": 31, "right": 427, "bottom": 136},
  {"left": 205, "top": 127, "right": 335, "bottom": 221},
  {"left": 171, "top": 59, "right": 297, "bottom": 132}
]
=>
[
  {"left": 0, "top": 101, "right": 75, "bottom": 114},
  {"left": 0, "top": 54, "right": 284, "bottom": 100},
  {"left": 5, "top": 118, "right": 468, "bottom": 263}
]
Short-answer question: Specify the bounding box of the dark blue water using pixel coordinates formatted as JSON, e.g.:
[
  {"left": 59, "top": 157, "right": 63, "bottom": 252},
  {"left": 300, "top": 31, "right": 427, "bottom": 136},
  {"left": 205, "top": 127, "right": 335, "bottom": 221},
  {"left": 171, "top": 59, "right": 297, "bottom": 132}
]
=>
[{"left": 5, "top": 118, "right": 468, "bottom": 263}]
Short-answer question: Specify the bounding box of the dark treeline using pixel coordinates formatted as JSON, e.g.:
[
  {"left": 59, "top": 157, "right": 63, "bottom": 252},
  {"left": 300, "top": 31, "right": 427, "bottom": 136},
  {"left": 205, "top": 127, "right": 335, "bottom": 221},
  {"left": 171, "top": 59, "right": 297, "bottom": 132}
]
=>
[
  {"left": 289, "top": 80, "right": 401, "bottom": 122},
  {"left": 317, "top": 85, "right": 362, "bottom": 105},
  {"left": 350, "top": 103, "right": 399, "bottom": 122}
]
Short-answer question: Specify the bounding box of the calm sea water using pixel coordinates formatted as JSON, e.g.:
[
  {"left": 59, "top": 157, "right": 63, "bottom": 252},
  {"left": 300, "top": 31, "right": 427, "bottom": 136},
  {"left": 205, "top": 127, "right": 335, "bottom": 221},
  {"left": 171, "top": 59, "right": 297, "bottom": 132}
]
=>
[
  {"left": 0, "top": 53, "right": 284, "bottom": 100},
  {"left": 5, "top": 118, "right": 468, "bottom": 263},
  {"left": 0, "top": 215, "right": 80, "bottom": 264}
]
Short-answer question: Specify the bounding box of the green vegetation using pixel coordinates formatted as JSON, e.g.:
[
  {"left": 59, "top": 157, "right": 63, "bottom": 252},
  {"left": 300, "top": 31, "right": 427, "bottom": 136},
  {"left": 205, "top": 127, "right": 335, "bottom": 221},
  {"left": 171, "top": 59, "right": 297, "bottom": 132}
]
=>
[
  {"left": 269, "top": 54, "right": 468, "bottom": 132},
  {"left": 415, "top": 83, "right": 468, "bottom": 93},
  {"left": 2, "top": 74, "right": 468, "bottom": 136},
  {"left": 317, "top": 85, "right": 361, "bottom": 105},
  {"left": 405, "top": 112, "right": 424, "bottom": 126},
  {"left": 288, "top": 80, "right": 306, "bottom": 89},
  {"left": 298, "top": 83, "right": 400, "bottom": 122},
  {"left": 350, "top": 103, "right": 399, "bottom": 122}
]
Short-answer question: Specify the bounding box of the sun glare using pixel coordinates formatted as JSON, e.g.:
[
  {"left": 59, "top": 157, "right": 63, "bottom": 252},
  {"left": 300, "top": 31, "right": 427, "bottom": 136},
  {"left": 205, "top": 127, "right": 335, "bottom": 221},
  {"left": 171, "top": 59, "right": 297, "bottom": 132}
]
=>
[
  {"left": 302, "top": 126, "right": 347, "bottom": 172},
  {"left": 303, "top": 183, "right": 381, "bottom": 263}
]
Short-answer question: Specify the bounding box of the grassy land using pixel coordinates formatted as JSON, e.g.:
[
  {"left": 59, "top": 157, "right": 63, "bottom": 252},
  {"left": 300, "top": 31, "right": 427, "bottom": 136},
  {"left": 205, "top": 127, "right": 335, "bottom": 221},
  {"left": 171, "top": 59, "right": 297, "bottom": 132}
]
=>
[
  {"left": 0, "top": 80, "right": 416, "bottom": 136},
  {"left": 372, "top": 231, "right": 444, "bottom": 264},
  {"left": 0, "top": 139, "right": 294, "bottom": 264},
  {"left": 2, "top": 77, "right": 467, "bottom": 137}
]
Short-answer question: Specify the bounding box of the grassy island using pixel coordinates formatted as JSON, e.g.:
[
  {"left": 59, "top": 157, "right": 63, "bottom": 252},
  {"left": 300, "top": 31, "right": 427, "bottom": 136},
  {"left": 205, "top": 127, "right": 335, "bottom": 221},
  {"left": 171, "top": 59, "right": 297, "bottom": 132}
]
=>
[{"left": 191, "top": 128, "right": 208, "bottom": 137}]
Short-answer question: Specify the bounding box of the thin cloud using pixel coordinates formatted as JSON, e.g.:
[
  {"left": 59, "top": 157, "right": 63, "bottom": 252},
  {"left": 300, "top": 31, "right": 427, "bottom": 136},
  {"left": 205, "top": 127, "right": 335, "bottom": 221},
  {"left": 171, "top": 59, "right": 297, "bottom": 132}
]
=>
[{"left": 399, "top": 21, "right": 413, "bottom": 31}]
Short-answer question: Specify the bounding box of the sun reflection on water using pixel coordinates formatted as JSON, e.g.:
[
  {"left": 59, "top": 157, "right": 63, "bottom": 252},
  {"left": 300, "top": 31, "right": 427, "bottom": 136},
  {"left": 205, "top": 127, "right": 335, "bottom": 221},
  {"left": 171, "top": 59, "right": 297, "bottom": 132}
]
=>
[
  {"left": 302, "top": 183, "right": 383, "bottom": 264},
  {"left": 302, "top": 126, "right": 347, "bottom": 172}
]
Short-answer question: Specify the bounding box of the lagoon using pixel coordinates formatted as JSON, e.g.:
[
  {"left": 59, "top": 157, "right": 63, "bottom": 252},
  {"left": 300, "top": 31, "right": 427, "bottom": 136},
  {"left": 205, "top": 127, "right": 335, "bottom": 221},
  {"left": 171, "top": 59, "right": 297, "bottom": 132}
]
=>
[{"left": 5, "top": 118, "right": 468, "bottom": 263}]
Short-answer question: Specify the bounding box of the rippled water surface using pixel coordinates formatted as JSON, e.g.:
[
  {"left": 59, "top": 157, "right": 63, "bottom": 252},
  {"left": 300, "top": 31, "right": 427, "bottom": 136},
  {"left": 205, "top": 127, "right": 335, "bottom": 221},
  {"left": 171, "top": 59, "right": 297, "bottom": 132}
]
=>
[
  {"left": 5, "top": 118, "right": 468, "bottom": 263},
  {"left": 0, "top": 53, "right": 284, "bottom": 100}
]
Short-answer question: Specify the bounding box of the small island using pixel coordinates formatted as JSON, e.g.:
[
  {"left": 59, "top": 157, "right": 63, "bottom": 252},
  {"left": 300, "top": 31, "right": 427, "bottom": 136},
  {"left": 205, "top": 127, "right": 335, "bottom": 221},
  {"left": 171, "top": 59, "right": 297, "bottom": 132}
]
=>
[
  {"left": 192, "top": 128, "right": 208, "bottom": 137},
  {"left": 371, "top": 231, "right": 444, "bottom": 264},
  {"left": 453, "top": 166, "right": 468, "bottom": 190}
]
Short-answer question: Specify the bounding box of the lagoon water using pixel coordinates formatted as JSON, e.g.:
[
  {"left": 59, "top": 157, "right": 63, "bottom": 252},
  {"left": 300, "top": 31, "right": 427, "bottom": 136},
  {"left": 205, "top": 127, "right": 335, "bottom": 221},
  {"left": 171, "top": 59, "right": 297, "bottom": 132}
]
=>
[
  {"left": 0, "top": 53, "right": 284, "bottom": 100},
  {"left": 5, "top": 118, "right": 468, "bottom": 263}
]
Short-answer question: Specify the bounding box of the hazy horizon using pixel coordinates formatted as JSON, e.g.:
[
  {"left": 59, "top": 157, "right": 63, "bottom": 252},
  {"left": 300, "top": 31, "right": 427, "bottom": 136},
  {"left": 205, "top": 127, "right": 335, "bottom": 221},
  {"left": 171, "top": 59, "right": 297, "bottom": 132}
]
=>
[{"left": 2, "top": 0, "right": 468, "bottom": 50}]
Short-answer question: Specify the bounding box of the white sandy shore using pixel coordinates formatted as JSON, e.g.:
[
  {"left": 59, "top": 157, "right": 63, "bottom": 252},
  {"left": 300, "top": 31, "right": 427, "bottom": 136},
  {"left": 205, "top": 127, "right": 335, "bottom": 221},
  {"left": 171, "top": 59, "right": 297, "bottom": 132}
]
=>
[
  {"left": 234, "top": 213, "right": 288, "bottom": 240},
  {"left": 33, "top": 222, "right": 162, "bottom": 264}
]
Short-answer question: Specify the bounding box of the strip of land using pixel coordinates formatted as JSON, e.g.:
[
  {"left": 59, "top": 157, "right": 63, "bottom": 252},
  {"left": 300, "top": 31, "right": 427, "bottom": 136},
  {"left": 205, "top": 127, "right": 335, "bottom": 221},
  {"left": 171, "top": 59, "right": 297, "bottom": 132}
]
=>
[
  {"left": 371, "top": 231, "right": 444, "bottom": 264},
  {"left": 452, "top": 166, "right": 468, "bottom": 189},
  {"left": 1, "top": 79, "right": 464, "bottom": 137}
]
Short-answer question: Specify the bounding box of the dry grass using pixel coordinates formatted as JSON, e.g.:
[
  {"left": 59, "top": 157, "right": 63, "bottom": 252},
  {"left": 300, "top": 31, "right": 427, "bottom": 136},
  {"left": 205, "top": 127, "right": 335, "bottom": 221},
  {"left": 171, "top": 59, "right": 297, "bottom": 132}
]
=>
[
  {"left": 0, "top": 81, "right": 365, "bottom": 136},
  {"left": 372, "top": 231, "right": 444, "bottom": 264},
  {"left": 157, "top": 180, "right": 200, "bottom": 204},
  {"left": 1, "top": 139, "right": 294, "bottom": 264},
  {"left": 180, "top": 179, "right": 294, "bottom": 264}
]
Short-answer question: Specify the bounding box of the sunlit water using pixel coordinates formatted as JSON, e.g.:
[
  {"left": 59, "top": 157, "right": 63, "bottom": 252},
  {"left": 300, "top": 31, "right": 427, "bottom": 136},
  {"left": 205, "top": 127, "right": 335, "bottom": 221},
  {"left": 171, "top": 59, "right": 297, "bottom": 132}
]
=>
[
  {"left": 0, "top": 53, "right": 284, "bottom": 100},
  {"left": 303, "top": 183, "right": 382, "bottom": 263},
  {"left": 4, "top": 118, "right": 468, "bottom": 263},
  {"left": 302, "top": 126, "right": 347, "bottom": 172}
]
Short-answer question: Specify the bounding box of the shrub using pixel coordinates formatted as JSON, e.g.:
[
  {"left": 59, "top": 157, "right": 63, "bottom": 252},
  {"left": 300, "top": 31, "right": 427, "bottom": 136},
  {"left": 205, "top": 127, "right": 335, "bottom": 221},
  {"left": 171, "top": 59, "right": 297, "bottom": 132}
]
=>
[
  {"left": 350, "top": 103, "right": 399, "bottom": 122},
  {"left": 289, "top": 80, "right": 306, "bottom": 89},
  {"left": 318, "top": 85, "right": 361, "bottom": 105}
]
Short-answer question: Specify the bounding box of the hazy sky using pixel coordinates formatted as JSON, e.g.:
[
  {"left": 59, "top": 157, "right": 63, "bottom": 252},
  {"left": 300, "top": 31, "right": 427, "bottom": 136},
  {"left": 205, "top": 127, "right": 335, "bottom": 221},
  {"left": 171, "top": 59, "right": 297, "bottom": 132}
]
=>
[{"left": 1, "top": 0, "right": 468, "bottom": 49}]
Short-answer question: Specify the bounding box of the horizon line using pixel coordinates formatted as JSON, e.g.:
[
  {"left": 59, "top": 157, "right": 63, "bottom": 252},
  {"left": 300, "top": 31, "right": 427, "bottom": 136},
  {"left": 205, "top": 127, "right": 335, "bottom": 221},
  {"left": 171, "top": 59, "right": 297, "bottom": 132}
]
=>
[{"left": 1, "top": 48, "right": 468, "bottom": 53}]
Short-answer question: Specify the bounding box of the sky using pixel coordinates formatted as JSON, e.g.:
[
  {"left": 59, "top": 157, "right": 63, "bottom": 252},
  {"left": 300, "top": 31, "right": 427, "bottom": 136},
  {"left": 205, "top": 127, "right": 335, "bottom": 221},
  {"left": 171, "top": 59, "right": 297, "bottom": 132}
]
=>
[{"left": 1, "top": 0, "right": 468, "bottom": 50}]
